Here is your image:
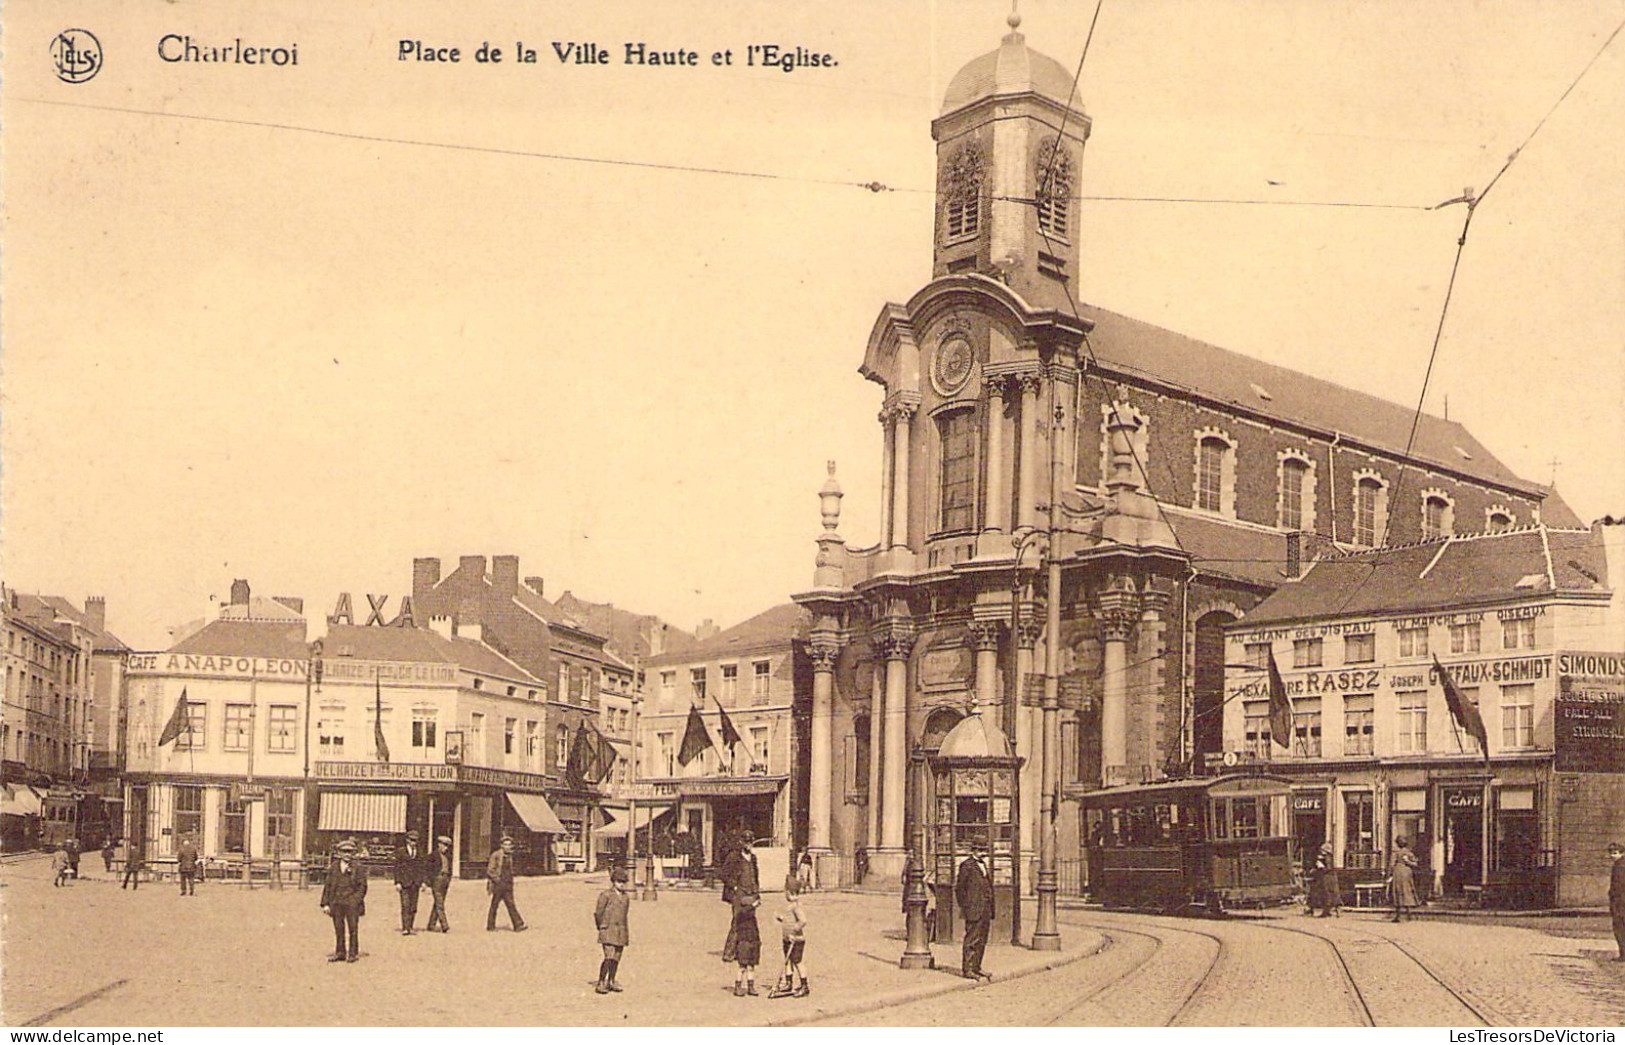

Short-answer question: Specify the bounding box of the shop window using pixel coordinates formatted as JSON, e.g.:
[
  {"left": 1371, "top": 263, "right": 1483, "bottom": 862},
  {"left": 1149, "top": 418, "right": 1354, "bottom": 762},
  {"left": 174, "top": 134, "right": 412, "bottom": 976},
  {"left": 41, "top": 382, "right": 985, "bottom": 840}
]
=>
[
  {"left": 174, "top": 785, "right": 204, "bottom": 841},
  {"left": 222, "top": 792, "right": 247, "bottom": 854},
  {"left": 268, "top": 705, "right": 298, "bottom": 753},
  {"left": 1343, "top": 694, "right": 1374, "bottom": 756},
  {"left": 1343, "top": 791, "right": 1376, "bottom": 865},
  {"left": 1344, "top": 633, "right": 1375, "bottom": 664},
  {"left": 937, "top": 408, "right": 979, "bottom": 533},
  {"left": 1292, "top": 637, "right": 1323, "bottom": 669},
  {"left": 1502, "top": 617, "right": 1536, "bottom": 650},
  {"left": 223, "top": 703, "right": 252, "bottom": 751},
  {"left": 266, "top": 788, "right": 297, "bottom": 857},
  {"left": 1494, "top": 788, "right": 1539, "bottom": 871},
  {"left": 1500, "top": 684, "right": 1535, "bottom": 749},
  {"left": 1398, "top": 626, "right": 1429, "bottom": 658},
  {"left": 690, "top": 668, "right": 707, "bottom": 705},
  {"left": 1391, "top": 790, "right": 1430, "bottom": 879},
  {"left": 1291, "top": 698, "right": 1322, "bottom": 757},
  {"left": 720, "top": 663, "right": 738, "bottom": 705},
  {"left": 1396, "top": 691, "right": 1428, "bottom": 754},
  {"left": 1243, "top": 701, "right": 1272, "bottom": 757},
  {"left": 1449, "top": 622, "right": 1481, "bottom": 654}
]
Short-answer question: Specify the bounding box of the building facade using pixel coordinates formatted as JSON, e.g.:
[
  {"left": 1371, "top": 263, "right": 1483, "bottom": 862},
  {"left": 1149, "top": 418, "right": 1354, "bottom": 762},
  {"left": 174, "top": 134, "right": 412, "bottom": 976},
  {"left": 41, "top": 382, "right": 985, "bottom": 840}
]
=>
[
  {"left": 638, "top": 603, "right": 809, "bottom": 866},
  {"left": 792, "top": 18, "right": 1575, "bottom": 890},
  {"left": 1221, "top": 521, "right": 1625, "bottom": 907}
]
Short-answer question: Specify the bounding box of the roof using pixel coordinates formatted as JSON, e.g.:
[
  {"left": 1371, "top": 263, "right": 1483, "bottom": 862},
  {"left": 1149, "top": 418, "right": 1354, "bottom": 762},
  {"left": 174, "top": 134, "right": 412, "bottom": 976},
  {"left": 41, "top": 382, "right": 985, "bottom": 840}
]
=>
[
  {"left": 1162, "top": 513, "right": 1290, "bottom": 589},
  {"left": 319, "top": 624, "right": 542, "bottom": 684},
  {"left": 552, "top": 591, "right": 697, "bottom": 662},
  {"left": 168, "top": 619, "right": 310, "bottom": 660},
  {"left": 1537, "top": 485, "right": 1586, "bottom": 529},
  {"left": 1239, "top": 524, "right": 1609, "bottom": 626},
  {"left": 942, "top": 24, "right": 1078, "bottom": 115},
  {"left": 510, "top": 585, "right": 607, "bottom": 643},
  {"left": 8, "top": 593, "right": 129, "bottom": 651},
  {"left": 1080, "top": 304, "right": 1539, "bottom": 495},
  {"left": 647, "top": 603, "right": 808, "bottom": 666}
]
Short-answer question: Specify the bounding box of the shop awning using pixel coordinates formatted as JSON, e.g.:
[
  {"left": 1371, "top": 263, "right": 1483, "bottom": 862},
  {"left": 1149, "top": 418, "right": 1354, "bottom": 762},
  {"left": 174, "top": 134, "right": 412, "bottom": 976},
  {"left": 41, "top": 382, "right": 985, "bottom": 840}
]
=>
[
  {"left": 679, "top": 776, "right": 787, "bottom": 798},
  {"left": 506, "top": 791, "right": 566, "bottom": 834},
  {"left": 318, "top": 791, "right": 406, "bottom": 833},
  {"left": 596, "top": 810, "right": 629, "bottom": 839},
  {"left": 0, "top": 785, "right": 41, "bottom": 817}
]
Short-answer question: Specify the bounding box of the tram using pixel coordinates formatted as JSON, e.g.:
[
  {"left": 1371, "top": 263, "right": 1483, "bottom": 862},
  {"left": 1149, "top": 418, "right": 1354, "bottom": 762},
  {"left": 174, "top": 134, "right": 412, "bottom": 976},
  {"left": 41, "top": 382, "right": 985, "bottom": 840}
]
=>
[{"left": 1079, "top": 773, "right": 1296, "bottom": 913}]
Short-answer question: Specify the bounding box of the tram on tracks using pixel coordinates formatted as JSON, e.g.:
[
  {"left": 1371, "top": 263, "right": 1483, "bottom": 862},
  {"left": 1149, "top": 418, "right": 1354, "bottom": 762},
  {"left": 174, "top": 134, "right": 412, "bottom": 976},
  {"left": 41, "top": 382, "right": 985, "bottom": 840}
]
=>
[{"left": 1079, "top": 773, "right": 1296, "bottom": 914}]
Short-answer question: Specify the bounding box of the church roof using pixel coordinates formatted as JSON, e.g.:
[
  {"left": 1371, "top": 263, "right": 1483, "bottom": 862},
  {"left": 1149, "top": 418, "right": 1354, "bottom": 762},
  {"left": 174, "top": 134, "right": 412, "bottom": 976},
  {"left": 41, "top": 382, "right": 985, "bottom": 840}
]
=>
[{"left": 942, "top": 22, "right": 1079, "bottom": 115}]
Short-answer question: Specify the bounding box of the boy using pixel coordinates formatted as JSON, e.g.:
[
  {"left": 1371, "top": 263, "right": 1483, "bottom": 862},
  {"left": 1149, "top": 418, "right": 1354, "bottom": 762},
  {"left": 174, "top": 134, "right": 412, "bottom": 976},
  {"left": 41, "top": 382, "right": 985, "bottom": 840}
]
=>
[
  {"left": 769, "top": 882, "right": 809, "bottom": 998},
  {"left": 51, "top": 846, "right": 71, "bottom": 887},
  {"left": 594, "top": 866, "right": 631, "bottom": 994}
]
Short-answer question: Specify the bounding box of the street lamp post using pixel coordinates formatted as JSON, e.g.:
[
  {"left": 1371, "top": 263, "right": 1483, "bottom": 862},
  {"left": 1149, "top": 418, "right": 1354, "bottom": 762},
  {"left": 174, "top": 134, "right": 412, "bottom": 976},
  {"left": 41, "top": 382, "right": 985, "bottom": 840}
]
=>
[
  {"left": 900, "top": 742, "right": 933, "bottom": 968},
  {"left": 1031, "top": 388, "right": 1064, "bottom": 951}
]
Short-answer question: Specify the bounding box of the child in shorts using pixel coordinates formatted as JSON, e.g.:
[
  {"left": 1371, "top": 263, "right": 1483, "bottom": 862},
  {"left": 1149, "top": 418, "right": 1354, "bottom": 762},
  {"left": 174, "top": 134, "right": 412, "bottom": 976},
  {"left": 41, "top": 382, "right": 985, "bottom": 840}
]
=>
[{"left": 770, "top": 881, "right": 808, "bottom": 998}]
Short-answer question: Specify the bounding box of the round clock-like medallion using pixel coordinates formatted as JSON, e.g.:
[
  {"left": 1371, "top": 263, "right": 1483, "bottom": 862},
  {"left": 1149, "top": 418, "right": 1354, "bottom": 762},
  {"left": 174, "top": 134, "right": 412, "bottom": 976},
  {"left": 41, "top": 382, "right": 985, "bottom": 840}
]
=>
[{"left": 933, "top": 336, "right": 974, "bottom": 395}]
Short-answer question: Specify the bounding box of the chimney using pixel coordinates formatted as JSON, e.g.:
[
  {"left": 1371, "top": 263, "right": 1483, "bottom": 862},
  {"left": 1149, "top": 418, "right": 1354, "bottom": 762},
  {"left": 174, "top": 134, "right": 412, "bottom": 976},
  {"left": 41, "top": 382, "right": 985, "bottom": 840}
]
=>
[
  {"left": 413, "top": 557, "right": 442, "bottom": 604},
  {"left": 524, "top": 576, "right": 545, "bottom": 597},
  {"left": 84, "top": 597, "right": 106, "bottom": 635},
  {"left": 229, "top": 579, "right": 251, "bottom": 606},
  {"left": 273, "top": 596, "right": 304, "bottom": 615},
  {"left": 428, "top": 615, "right": 454, "bottom": 640},
  {"left": 696, "top": 618, "right": 720, "bottom": 641},
  {"left": 1285, "top": 532, "right": 1304, "bottom": 580},
  {"left": 492, "top": 555, "right": 520, "bottom": 596},
  {"left": 458, "top": 555, "right": 487, "bottom": 581}
]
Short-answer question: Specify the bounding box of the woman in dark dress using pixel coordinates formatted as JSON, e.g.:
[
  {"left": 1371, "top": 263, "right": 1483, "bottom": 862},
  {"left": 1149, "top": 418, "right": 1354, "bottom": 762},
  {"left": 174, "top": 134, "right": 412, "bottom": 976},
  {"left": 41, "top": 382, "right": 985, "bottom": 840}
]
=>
[
  {"left": 1389, "top": 836, "right": 1420, "bottom": 922},
  {"left": 731, "top": 890, "right": 762, "bottom": 996}
]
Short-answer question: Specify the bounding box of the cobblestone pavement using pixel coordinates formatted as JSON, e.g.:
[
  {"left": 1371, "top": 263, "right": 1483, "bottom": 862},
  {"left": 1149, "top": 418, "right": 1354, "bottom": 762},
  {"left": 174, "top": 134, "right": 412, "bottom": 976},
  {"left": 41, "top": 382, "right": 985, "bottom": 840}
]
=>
[{"left": 0, "top": 855, "right": 1098, "bottom": 1027}]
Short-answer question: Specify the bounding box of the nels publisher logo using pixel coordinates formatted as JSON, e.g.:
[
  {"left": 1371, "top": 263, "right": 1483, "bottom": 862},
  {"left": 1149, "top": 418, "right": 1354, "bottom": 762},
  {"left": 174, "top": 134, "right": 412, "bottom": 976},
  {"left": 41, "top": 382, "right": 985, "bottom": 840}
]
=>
[{"left": 51, "top": 29, "right": 102, "bottom": 84}]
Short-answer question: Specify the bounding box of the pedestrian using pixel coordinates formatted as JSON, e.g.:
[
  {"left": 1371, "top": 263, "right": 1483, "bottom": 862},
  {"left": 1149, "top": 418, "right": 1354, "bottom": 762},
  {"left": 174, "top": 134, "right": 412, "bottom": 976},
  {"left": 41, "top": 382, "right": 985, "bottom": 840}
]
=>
[
  {"left": 720, "top": 834, "right": 759, "bottom": 963},
  {"left": 51, "top": 845, "right": 71, "bottom": 887},
  {"left": 426, "top": 835, "right": 453, "bottom": 933},
  {"left": 320, "top": 838, "right": 368, "bottom": 963},
  {"left": 65, "top": 837, "right": 81, "bottom": 880},
  {"left": 1388, "top": 836, "right": 1420, "bottom": 923},
  {"left": 594, "top": 866, "right": 631, "bottom": 994},
  {"left": 177, "top": 832, "right": 200, "bottom": 896},
  {"left": 486, "top": 835, "right": 526, "bottom": 932},
  {"left": 121, "top": 839, "right": 143, "bottom": 890},
  {"left": 730, "top": 889, "right": 762, "bottom": 996},
  {"left": 1320, "top": 842, "right": 1342, "bottom": 917},
  {"left": 1608, "top": 841, "right": 1624, "bottom": 962},
  {"left": 394, "top": 830, "right": 426, "bottom": 935},
  {"left": 101, "top": 837, "right": 116, "bottom": 874},
  {"left": 1307, "top": 850, "right": 1331, "bottom": 917},
  {"left": 955, "top": 846, "right": 992, "bottom": 981},
  {"left": 769, "top": 879, "right": 809, "bottom": 998}
]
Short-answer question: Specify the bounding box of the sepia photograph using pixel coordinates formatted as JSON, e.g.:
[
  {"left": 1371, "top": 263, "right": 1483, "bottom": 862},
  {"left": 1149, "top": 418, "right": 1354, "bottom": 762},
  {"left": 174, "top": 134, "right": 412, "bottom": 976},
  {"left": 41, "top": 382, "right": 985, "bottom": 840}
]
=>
[{"left": 2, "top": 0, "right": 1623, "bottom": 1031}]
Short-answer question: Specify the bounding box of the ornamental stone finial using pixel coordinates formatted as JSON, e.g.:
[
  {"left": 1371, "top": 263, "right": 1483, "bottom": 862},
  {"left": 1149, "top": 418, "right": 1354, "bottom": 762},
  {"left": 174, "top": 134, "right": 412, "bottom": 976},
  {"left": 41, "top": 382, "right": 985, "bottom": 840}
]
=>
[{"left": 819, "top": 460, "right": 844, "bottom": 532}]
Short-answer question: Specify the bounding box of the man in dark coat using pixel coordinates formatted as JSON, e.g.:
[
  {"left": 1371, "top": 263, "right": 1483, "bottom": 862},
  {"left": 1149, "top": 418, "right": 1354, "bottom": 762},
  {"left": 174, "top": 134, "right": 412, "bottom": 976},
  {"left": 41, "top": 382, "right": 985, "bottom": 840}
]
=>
[
  {"left": 394, "top": 830, "right": 427, "bottom": 935},
  {"left": 177, "top": 833, "right": 200, "bottom": 896},
  {"left": 486, "top": 835, "right": 526, "bottom": 932},
  {"left": 955, "top": 847, "right": 993, "bottom": 981},
  {"left": 1609, "top": 841, "right": 1625, "bottom": 962},
  {"left": 320, "top": 838, "right": 368, "bottom": 962},
  {"left": 594, "top": 866, "right": 631, "bottom": 993},
  {"left": 426, "top": 835, "right": 453, "bottom": 932},
  {"left": 120, "top": 839, "right": 143, "bottom": 890}
]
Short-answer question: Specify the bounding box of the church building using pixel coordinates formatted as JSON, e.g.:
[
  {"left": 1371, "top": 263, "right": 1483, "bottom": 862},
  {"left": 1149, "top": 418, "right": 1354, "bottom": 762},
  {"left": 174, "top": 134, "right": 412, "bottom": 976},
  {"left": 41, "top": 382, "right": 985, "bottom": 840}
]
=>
[{"left": 792, "top": 16, "right": 1571, "bottom": 889}]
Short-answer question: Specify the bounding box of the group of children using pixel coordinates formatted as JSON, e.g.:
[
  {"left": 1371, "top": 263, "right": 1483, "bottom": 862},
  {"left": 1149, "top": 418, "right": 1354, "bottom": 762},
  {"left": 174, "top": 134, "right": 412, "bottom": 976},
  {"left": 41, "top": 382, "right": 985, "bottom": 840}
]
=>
[{"left": 593, "top": 862, "right": 811, "bottom": 1000}]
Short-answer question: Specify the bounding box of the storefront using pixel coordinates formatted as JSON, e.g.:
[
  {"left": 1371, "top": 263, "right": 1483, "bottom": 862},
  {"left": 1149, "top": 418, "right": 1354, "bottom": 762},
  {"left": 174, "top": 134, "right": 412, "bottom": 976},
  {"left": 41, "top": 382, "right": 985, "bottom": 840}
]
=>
[
  {"left": 674, "top": 776, "right": 789, "bottom": 866},
  {"left": 1289, "top": 787, "right": 1329, "bottom": 868}
]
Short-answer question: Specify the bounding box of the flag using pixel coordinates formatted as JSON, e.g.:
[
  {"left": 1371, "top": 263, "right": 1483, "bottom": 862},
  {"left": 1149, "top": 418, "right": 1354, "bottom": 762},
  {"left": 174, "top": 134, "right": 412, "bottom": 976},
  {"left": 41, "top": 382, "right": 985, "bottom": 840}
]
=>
[
  {"left": 157, "top": 688, "right": 191, "bottom": 747},
  {"left": 566, "top": 723, "right": 619, "bottom": 787},
  {"left": 1267, "top": 651, "right": 1294, "bottom": 749},
  {"left": 374, "top": 674, "right": 390, "bottom": 763},
  {"left": 678, "top": 705, "right": 711, "bottom": 767},
  {"left": 714, "top": 698, "right": 742, "bottom": 750},
  {"left": 566, "top": 725, "right": 591, "bottom": 787},
  {"left": 1434, "top": 655, "right": 1489, "bottom": 761}
]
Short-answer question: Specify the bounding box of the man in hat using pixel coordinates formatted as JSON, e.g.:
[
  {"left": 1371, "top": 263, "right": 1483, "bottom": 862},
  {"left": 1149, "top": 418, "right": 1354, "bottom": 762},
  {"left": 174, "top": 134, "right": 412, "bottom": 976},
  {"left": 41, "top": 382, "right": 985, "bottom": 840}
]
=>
[
  {"left": 320, "top": 838, "right": 368, "bottom": 962},
  {"left": 594, "top": 866, "right": 631, "bottom": 994},
  {"left": 177, "top": 832, "right": 201, "bottom": 896},
  {"left": 955, "top": 844, "right": 993, "bottom": 981},
  {"left": 426, "top": 835, "right": 453, "bottom": 933},
  {"left": 394, "top": 830, "right": 427, "bottom": 935},
  {"left": 1609, "top": 841, "right": 1625, "bottom": 962},
  {"left": 486, "top": 834, "right": 526, "bottom": 932}
]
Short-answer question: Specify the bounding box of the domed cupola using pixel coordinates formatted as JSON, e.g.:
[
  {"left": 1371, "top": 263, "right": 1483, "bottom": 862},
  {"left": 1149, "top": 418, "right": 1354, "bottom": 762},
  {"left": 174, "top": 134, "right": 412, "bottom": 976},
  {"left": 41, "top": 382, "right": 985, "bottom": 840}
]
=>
[{"left": 931, "top": 12, "right": 1091, "bottom": 311}]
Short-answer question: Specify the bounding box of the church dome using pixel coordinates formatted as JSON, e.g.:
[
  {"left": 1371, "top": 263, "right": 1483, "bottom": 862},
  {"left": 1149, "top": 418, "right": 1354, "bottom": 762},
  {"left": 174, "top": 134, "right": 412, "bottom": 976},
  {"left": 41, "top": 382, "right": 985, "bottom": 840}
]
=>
[{"left": 941, "top": 16, "right": 1078, "bottom": 115}]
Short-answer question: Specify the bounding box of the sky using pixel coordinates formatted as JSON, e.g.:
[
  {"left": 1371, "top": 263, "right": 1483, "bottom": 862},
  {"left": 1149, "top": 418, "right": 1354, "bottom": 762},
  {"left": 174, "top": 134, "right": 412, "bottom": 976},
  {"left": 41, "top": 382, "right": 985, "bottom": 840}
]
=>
[{"left": 3, "top": 0, "right": 1623, "bottom": 651}]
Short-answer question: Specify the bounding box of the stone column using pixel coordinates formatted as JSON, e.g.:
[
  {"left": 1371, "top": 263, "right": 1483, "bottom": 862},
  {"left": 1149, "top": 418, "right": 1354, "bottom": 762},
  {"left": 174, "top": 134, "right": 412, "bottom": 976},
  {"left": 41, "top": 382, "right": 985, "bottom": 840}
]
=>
[
  {"left": 1014, "top": 615, "right": 1043, "bottom": 870},
  {"left": 878, "top": 408, "right": 895, "bottom": 549},
  {"left": 880, "top": 626, "right": 913, "bottom": 854},
  {"left": 984, "top": 379, "right": 1008, "bottom": 533},
  {"left": 969, "top": 620, "right": 1003, "bottom": 732},
  {"left": 1099, "top": 603, "right": 1138, "bottom": 785},
  {"left": 867, "top": 663, "right": 884, "bottom": 848},
  {"left": 807, "top": 640, "right": 840, "bottom": 864},
  {"left": 1016, "top": 373, "right": 1042, "bottom": 530},
  {"left": 891, "top": 404, "right": 917, "bottom": 550}
]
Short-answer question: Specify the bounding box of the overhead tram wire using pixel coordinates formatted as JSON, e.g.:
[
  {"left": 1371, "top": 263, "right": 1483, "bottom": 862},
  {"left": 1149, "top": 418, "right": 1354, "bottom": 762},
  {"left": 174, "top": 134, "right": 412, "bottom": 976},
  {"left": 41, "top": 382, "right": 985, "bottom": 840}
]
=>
[{"left": 24, "top": 95, "right": 1438, "bottom": 211}]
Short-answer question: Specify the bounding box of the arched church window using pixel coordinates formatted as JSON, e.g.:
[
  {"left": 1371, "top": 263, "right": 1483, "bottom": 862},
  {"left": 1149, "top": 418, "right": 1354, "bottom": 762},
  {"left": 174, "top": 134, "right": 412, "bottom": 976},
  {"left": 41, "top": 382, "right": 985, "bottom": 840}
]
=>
[
  {"left": 1353, "top": 475, "right": 1386, "bottom": 546},
  {"left": 1196, "top": 437, "right": 1227, "bottom": 513},
  {"left": 1035, "top": 137, "right": 1073, "bottom": 239},
  {"left": 1422, "top": 494, "right": 1453, "bottom": 539},
  {"left": 937, "top": 408, "right": 980, "bottom": 533},
  {"left": 942, "top": 142, "right": 984, "bottom": 240},
  {"left": 1279, "top": 458, "right": 1310, "bottom": 531}
]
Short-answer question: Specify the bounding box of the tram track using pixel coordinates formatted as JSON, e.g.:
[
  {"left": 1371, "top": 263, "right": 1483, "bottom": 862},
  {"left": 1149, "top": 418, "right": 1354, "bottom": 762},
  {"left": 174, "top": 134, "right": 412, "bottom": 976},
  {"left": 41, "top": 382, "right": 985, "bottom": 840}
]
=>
[{"left": 1039, "top": 917, "right": 1228, "bottom": 1026}]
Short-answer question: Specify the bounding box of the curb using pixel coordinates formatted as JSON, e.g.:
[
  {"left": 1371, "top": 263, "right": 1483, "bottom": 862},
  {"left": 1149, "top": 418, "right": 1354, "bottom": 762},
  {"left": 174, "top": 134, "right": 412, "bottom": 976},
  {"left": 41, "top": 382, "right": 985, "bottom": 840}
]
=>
[{"left": 764, "top": 930, "right": 1109, "bottom": 1027}]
